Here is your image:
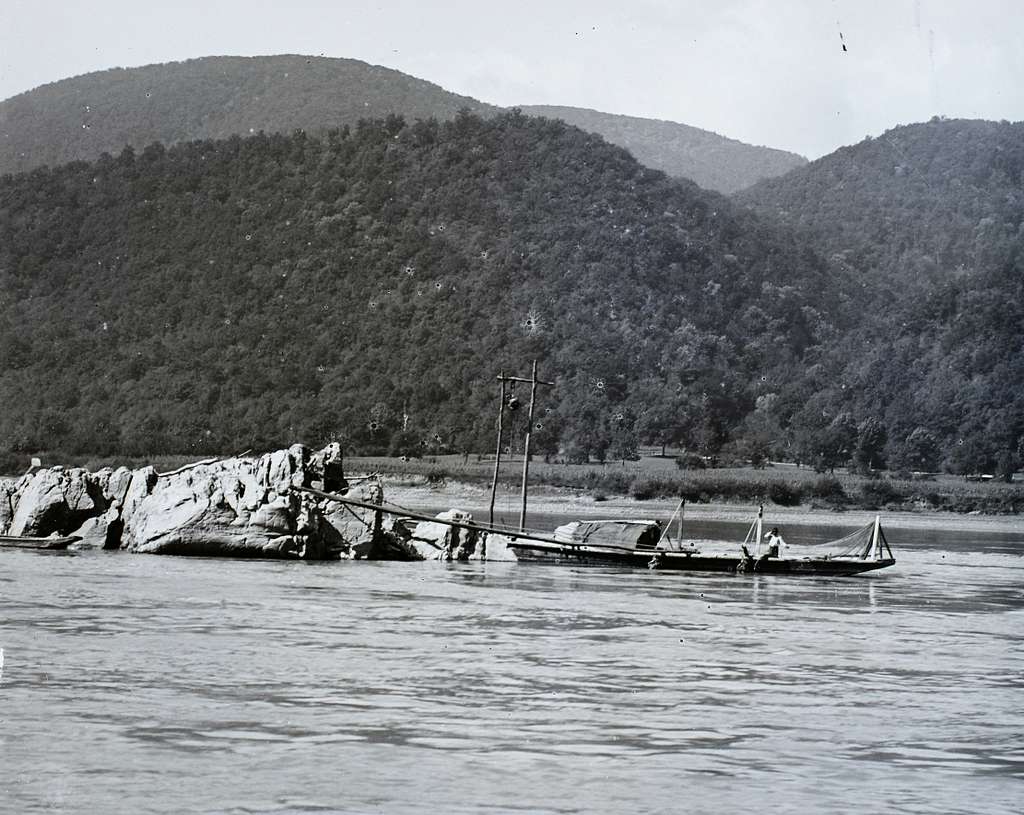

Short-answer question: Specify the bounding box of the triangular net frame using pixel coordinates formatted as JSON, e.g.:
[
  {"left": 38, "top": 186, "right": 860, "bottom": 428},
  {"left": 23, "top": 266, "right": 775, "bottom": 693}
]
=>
[{"left": 805, "top": 520, "right": 894, "bottom": 560}]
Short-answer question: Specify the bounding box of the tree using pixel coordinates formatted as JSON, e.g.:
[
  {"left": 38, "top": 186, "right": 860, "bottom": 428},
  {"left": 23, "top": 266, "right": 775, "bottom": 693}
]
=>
[
  {"left": 893, "top": 427, "right": 941, "bottom": 473},
  {"left": 947, "top": 436, "right": 996, "bottom": 476},
  {"left": 854, "top": 417, "right": 888, "bottom": 472}
]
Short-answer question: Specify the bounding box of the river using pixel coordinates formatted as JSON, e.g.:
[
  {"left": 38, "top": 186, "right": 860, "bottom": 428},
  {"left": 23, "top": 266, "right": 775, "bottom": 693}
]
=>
[{"left": 2, "top": 519, "right": 1022, "bottom": 814}]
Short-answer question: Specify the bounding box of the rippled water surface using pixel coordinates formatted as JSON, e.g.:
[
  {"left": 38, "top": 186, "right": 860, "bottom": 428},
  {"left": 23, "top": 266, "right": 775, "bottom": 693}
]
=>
[{"left": 2, "top": 521, "right": 1023, "bottom": 814}]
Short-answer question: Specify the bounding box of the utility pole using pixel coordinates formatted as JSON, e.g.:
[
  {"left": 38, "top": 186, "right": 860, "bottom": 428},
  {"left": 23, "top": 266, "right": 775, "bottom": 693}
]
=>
[
  {"left": 519, "top": 361, "right": 540, "bottom": 532},
  {"left": 488, "top": 373, "right": 506, "bottom": 528},
  {"left": 488, "top": 363, "right": 554, "bottom": 532}
]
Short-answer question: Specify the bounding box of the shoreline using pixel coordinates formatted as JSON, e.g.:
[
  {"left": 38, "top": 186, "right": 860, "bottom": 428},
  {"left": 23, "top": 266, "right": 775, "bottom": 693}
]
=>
[{"left": 383, "top": 478, "right": 1024, "bottom": 535}]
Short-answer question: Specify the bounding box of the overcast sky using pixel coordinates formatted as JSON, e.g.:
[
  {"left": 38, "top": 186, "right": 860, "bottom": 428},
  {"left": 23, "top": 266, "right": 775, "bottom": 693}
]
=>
[{"left": 1, "top": 0, "right": 1021, "bottom": 158}]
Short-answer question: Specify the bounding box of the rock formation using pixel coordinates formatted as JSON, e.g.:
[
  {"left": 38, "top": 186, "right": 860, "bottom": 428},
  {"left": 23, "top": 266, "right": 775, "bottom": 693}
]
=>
[
  {"left": 390, "top": 510, "right": 482, "bottom": 560},
  {"left": 0, "top": 444, "right": 386, "bottom": 560},
  {"left": 0, "top": 443, "right": 518, "bottom": 563}
]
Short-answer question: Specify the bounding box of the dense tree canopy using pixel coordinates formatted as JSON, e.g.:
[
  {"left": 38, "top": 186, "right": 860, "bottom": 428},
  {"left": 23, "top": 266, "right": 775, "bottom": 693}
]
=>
[
  {"left": 0, "top": 112, "right": 831, "bottom": 459},
  {"left": 2, "top": 113, "right": 1020, "bottom": 474},
  {"left": 737, "top": 118, "right": 1024, "bottom": 475}
]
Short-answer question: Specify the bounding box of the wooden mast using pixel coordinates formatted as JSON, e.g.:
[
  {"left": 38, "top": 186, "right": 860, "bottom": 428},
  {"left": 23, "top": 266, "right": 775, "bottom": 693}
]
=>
[
  {"left": 488, "top": 373, "right": 506, "bottom": 528},
  {"left": 487, "top": 363, "right": 554, "bottom": 533},
  {"left": 755, "top": 503, "right": 764, "bottom": 557},
  {"left": 519, "top": 361, "right": 539, "bottom": 532}
]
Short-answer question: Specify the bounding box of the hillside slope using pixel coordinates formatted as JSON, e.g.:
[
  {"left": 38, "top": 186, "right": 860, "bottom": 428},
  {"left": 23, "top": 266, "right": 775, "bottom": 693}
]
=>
[
  {"left": 0, "top": 113, "right": 833, "bottom": 458},
  {"left": 520, "top": 105, "right": 807, "bottom": 193},
  {"left": 737, "top": 118, "right": 1024, "bottom": 474},
  {"left": 2, "top": 56, "right": 804, "bottom": 193},
  {"left": 0, "top": 55, "right": 498, "bottom": 175}
]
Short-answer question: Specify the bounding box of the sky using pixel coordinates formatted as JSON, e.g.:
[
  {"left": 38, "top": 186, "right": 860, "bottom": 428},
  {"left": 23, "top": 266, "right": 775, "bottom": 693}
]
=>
[{"left": 1, "top": 0, "right": 1021, "bottom": 158}]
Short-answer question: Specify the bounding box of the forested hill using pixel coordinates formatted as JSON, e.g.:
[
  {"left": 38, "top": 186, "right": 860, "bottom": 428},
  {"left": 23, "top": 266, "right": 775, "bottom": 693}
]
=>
[
  {"left": 1, "top": 56, "right": 803, "bottom": 193},
  {"left": 735, "top": 118, "right": 1024, "bottom": 476},
  {"left": 737, "top": 118, "right": 1024, "bottom": 293},
  {"left": 519, "top": 105, "right": 807, "bottom": 193},
  {"left": 0, "top": 112, "right": 836, "bottom": 459},
  {"left": 0, "top": 55, "right": 498, "bottom": 175}
]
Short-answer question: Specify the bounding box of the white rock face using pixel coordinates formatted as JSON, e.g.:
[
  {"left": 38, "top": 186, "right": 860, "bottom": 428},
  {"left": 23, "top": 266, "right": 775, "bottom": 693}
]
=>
[
  {"left": 7, "top": 469, "right": 63, "bottom": 536},
  {"left": 68, "top": 508, "right": 122, "bottom": 550},
  {"left": 396, "top": 509, "right": 480, "bottom": 560},
  {"left": 323, "top": 478, "right": 384, "bottom": 557},
  {"left": 2, "top": 444, "right": 389, "bottom": 560},
  {"left": 474, "top": 533, "right": 518, "bottom": 561},
  {"left": 120, "top": 449, "right": 335, "bottom": 558}
]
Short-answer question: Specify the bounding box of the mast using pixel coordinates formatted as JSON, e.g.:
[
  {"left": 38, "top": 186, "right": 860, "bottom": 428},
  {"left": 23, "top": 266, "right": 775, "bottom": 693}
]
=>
[
  {"left": 519, "top": 361, "right": 540, "bottom": 532},
  {"left": 490, "top": 364, "right": 554, "bottom": 533},
  {"left": 755, "top": 503, "right": 764, "bottom": 557},
  {"left": 488, "top": 373, "right": 506, "bottom": 528}
]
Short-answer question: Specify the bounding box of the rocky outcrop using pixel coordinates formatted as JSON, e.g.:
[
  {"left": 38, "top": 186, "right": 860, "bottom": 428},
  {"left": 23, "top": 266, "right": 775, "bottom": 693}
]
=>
[
  {"left": 0, "top": 479, "right": 15, "bottom": 533},
  {"left": 7, "top": 467, "right": 102, "bottom": 537},
  {"left": 0, "top": 444, "right": 389, "bottom": 560},
  {"left": 1, "top": 445, "right": 516, "bottom": 562},
  {"left": 68, "top": 508, "right": 123, "bottom": 550},
  {"left": 385, "top": 509, "right": 487, "bottom": 561}
]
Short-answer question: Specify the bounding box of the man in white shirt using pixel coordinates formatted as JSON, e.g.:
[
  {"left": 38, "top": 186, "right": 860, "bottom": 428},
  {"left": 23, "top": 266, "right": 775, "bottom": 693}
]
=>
[{"left": 763, "top": 527, "right": 788, "bottom": 558}]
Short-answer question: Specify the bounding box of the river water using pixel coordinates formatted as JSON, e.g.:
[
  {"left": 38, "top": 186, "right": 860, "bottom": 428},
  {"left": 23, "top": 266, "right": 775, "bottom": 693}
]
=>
[{"left": 2, "top": 520, "right": 1022, "bottom": 814}]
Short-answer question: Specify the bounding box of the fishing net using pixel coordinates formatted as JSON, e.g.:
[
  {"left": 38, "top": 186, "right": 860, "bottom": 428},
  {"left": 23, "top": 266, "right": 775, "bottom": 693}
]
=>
[
  {"left": 742, "top": 516, "right": 893, "bottom": 560},
  {"left": 807, "top": 521, "right": 894, "bottom": 560}
]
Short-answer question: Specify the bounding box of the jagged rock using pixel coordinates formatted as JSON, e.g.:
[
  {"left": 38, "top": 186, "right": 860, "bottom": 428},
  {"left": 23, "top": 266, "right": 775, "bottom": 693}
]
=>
[
  {"left": 400, "top": 510, "right": 479, "bottom": 560},
  {"left": 119, "top": 449, "right": 351, "bottom": 559},
  {"left": 8, "top": 469, "right": 74, "bottom": 537},
  {"left": 121, "top": 466, "right": 157, "bottom": 528},
  {"left": 68, "top": 507, "right": 123, "bottom": 550},
  {"left": 309, "top": 442, "right": 347, "bottom": 492},
  {"left": 3, "top": 465, "right": 112, "bottom": 537},
  {"left": 103, "top": 466, "right": 134, "bottom": 505},
  {"left": 65, "top": 468, "right": 103, "bottom": 517},
  {"left": 323, "top": 478, "right": 384, "bottom": 556},
  {"left": 5, "top": 444, "right": 391, "bottom": 560},
  {"left": 0, "top": 479, "right": 15, "bottom": 534},
  {"left": 474, "top": 533, "right": 518, "bottom": 561},
  {"left": 256, "top": 444, "right": 310, "bottom": 495},
  {"left": 248, "top": 497, "right": 295, "bottom": 535}
]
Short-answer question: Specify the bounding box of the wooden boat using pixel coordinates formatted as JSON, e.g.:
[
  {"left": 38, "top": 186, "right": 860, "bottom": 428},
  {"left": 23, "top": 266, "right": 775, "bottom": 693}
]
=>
[
  {"left": 0, "top": 535, "right": 79, "bottom": 550},
  {"left": 294, "top": 487, "right": 895, "bottom": 576},
  {"left": 506, "top": 510, "right": 896, "bottom": 577}
]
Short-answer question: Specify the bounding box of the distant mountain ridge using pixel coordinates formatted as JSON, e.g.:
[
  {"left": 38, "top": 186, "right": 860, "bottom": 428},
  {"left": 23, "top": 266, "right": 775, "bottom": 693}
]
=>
[
  {"left": 0, "top": 55, "right": 498, "bottom": 176},
  {"left": 519, "top": 105, "right": 807, "bottom": 193},
  {"left": 1, "top": 55, "right": 803, "bottom": 192},
  {"left": 738, "top": 118, "right": 1024, "bottom": 280}
]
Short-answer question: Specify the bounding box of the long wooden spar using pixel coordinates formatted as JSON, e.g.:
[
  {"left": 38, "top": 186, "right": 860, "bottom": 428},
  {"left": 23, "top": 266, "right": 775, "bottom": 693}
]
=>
[{"left": 292, "top": 485, "right": 578, "bottom": 548}]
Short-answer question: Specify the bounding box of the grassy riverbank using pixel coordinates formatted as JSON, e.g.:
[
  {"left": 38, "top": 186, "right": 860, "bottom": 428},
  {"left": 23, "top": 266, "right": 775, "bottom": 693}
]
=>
[
  {"left": 4, "top": 451, "right": 1020, "bottom": 520},
  {"left": 350, "top": 454, "right": 1023, "bottom": 517}
]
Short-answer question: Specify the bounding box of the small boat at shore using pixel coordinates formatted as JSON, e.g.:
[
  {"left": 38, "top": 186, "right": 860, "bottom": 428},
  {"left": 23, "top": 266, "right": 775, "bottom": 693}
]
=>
[
  {"left": 0, "top": 535, "right": 80, "bottom": 550},
  {"left": 506, "top": 509, "right": 896, "bottom": 577}
]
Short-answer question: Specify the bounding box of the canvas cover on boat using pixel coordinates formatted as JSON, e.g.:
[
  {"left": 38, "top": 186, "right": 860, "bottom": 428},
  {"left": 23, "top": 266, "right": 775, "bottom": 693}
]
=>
[{"left": 553, "top": 520, "right": 661, "bottom": 550}]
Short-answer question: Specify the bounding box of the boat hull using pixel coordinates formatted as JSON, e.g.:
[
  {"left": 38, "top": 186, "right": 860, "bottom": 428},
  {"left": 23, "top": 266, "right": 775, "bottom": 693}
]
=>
[
  {"left": 0, "top": 535, "right": 79, "bottom": 550},
  {"left": 507, "top": 540, "right": 894, "bottom": 576}
]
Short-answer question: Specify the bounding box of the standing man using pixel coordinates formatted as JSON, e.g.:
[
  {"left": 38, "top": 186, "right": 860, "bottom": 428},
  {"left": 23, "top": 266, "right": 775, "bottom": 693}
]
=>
[{"left": 763, "top": 527, "right": 788, "bottom": 558}]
